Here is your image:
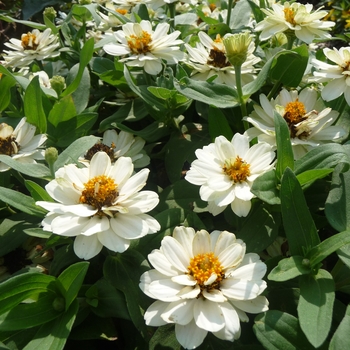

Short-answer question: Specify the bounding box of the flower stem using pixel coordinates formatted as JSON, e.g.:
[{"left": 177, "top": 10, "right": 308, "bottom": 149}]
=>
[
  {"left": 226, "top": 0, "right": 234, "bottom": 27},
  {"left": 167, "top": 2, "right": 176, "bottom": 30},
  {"left": 234, "top": 64, "right": 249, "bottom": 130}
]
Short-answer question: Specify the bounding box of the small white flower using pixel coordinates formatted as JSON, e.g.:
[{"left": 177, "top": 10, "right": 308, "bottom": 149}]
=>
[
  {"left": 254, "top": 2, "right": 334, "bottom": 44},
  {"left": 140, "top": 226, "right": 269, "bottom": 349},
  {"left": 103, "top": 20, "right": 186, "bottom": 75},
  {"left": 0, "top": 117, "right": 47, "bottom": 172},
  {"left": 185, "top": 133, "right": 275, "bottom": 217},
  {"left": 2, "top": 28, "right": 60, "bottom": 68},
  {"left": 81, "top": 129, "right": 150, "bottom": 168},
  {"left": 185, "top": 31, "right": 260, "bottom": 87},
  {"left": 31, "top": 71, "right": 51, "bottom": 88},
  {"left": 244, "top": 88, "right": 346, "bottom": 159},
  {"left": 36, "top": 152, "right": 160, "bottom": 260},
  {"left": 311, "top": 46, "right": 350, "bottom": 105}
]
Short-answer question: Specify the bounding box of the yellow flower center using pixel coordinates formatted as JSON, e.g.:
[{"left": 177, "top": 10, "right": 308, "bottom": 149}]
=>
[
  {"left": 117, "top": 9, "right": 128, "bottom": 15},
  {"left": 21, "top": 32, "right": 39, "bottom": 50},
  {"left": 223, "top": 156, "right": 251, "bottom": 183},
  {"left": 284, "top": 7, "right": 296, "bottom": 25},
  {"left": 127, "top": 31, "right": 152, "bottom": 54},
  {"left": 188, "top": 252, "right": 223, "bottom": 287},
  {"left": 283, "top": 100, "right": 309, "bottom": 138},
  {"left": 79, "top": 175, "right": 118, "bottom": 215}
]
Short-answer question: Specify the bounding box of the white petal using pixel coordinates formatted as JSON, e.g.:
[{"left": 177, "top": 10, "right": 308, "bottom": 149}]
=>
[
  {"left": 192, "top": 230, "right": 211, "bottom": 256},
  {"left": 162, "top": 299, "right": 196, "bottom": 325},
  {"left": 149, "top": 279, "right": 183, "bottom": 302},
  {"left": 173, "top": 226, "right": 196, "bottom": 259},
  {"left": 144, "top": 300, "right": 169, "bottom": 326},
  {"left": 193, "top": 298, "right": 225, "bottom": 332},
  {"left": 175, "top": 319, "right": 207, "bottom": 349},
  {"left": 213, "top": 302, "right": 241, "bottom": 341},
  {"left": 81, "top": 216, "right": 109, "bottom": 236},
  {"left": 230, "top": 261, "right": 267, "bottom": 281},
  {"left": 230, "top": 198, "right": 252, "bottom": 217},
  {"left": 231, "top": 296, "right": 269, "bottom": 314},
  {"left": 176, "top": 285, "right": 201, "bottom": 299},
  {"left": 218, "top": 243, "right": 245, "bottom": 270},
  {"left": 73, "top": 234, "right": 103, "bottom": 260},
  {"left": 89, "top": 152, "right": 111, "bottom": 178},
  {"left": 97, "top": 228, "right": 130, "bottom": 253},
  {"left": 161, "top": 236, "right": 190, "bottom": 273},
  {"left": 148, "top": 249, "right": 182, "bottom": 276},
  {"left": 171, "top": 274, "right": 197, "bottom": 286},
  {"left": 221, "top": 279, "right": 267, "bottom": 300},
  {"left": 203, "top": 289, "right": 227, "bottom": 302},
  {"left": 50, "top": 214, "right": 90, "bottom": 236},
  {"left": 110, "top": 214, "right": 148, "bottom": 239}
]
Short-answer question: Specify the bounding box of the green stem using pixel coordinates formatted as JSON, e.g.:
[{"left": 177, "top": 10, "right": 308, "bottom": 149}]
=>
[
  {"left": 267, "top": 81, "right": 282, "bottom": 100},
  {"left": 286, "top": 34, "right": 295, "bottom": 50},
  {"left": 226, "top": 0, "right": 234, "bottom": 27},
  {"left": 234, "top": 64, "right": 249, "bottom": 130},
  {"left": 167, "top": 2, "right": 176, "bottom": 30}
]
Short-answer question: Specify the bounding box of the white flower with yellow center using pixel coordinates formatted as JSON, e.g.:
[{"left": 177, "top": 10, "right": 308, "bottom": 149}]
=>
[
  {"left": 0, "top": 117, "right": 47, "bottom": 172},
  {"left": 254, "top": 2, "right": 334, "bottom": 44},
  {"left": 103, "top": 20, "right": 186, "bottom": 75},
  {"left": 244, "top": 88, "right": 346, "bottom": 159},
  {"left": 140, "top": 226, "right": 269, "bottom": 349},
  {"left": 2, "top": 28, "right": 60, "bottom": 68},
  {"left": 311, "top": 46, "right": 350, "bottom": 105},
  {"left": 185, "top": 133, "right": 275, "bottom": 217},
  {"left": 36, "top": 152, "right": 160, "bottom": 260},
  {"left": 185, "top": 31, "right": 260, "bottom": 87}
]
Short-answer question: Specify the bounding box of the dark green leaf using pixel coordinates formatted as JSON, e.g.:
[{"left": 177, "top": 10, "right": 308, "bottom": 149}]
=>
[
  {"left": 297, "top": 169, "right": 333, "bottom": 188},
  {"left": 0, "top": 76, "right": 15, "bottom": 112},
  {"left": 48, "top": 95, "right": 77, "bottom": 127},
  {"left": 298, "top": 269, "right": 335, "bottom": 348},
  {"left": 208, "top": 106, "right": 233, "bottom": 140},
  {"left": 149, "top": 324, "right": 180, "bottom": 350},
  {"left": 268, "top": 256, "right": 311, "bottom": 282},
  {"left": 251, "top": 169, "right": 280, "bottom": 205},
  {"left": 280, "top": 168, "right": 320, "bottom": 256},
  {"left": 330, "top": 304, "right": 350, "bottom": 350},
  {"left": 25, "top": 180, "right": 54, "bottom": 202}
]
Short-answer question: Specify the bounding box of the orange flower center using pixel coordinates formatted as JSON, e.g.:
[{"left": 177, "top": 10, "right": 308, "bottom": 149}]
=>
[
  {"left": 127, "top": 31, "right": 152, "bottom": 54},
  {"left": 21, "top": 32, "right": 39, "bottom": 50},
  {"left": 284, "top": 7, "right": 296, "bottom": 25},
  {"left": 79, "top": 175, "right": 118, "bottom": 215},
  {"left": 117, "top": 9, "right": 128, "bottom": 15},
  {"left": 283, "top": 100, "right": 310, "bottom": 138},
  {"left": 223, "top": 156, "right": 251, "bottom": 183}
]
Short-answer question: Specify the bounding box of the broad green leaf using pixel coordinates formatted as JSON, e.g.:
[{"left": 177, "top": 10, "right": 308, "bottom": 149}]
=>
[
  {"left": 22, "top": 299, "right": 78, "bottom": 350},
  {"left": 0, "top": 187, "right": 47, "bottom": 217},
  {"left": 149, "top": 324, "right": 180, "bottom": 350},
  {"left": 230, "top": 0, "right": 252, "bottom": 29},
  {"left": 0, "top": 293, "right": 61, "bottom": 331},
  {"left": 280, "top": 167, "right": 320, "bottom": 256},
  {"left": 254, "top": 310, "right": 313, "bottom": 350},
  {"left": 147, "top": 86, "right": 173, "bottom": 100},
  {"left": 208, "top": 106, "right": 233, "bottom": 141},
  {"left": 48, "top": 95, "right": 77, "bottom": 127},
  {"left": 337, "top": 243, "right": 350, "bottom": 268},
  {"left": 23, "top": 227, "right": 52, "bottom": 239},
  {"left": 24, "top": 76, "right": 47, "bottom": 133},
  {"left": 330, "top": 304, "right": 350, "bottom": 350},
  {"left": 61, "top": 38, "right": 94, "bottom": 97},
  {"left": 251, "top": 169, "right": 280, "bottom": 205},
  {"left": 325, "top": 165, "right": 350, "bottom": 232},
  {"left": 297, "top": 169, "right": 333, "bottom": 188},
  {"left": 0, "top": 75, "right": 15, "bottom": 111},
  {"left": 54, "top": 135, "right": 100, "bottom": 171},
  {"left": 57, "top": 262, "right": 89, "bottom": 311},
  {"left": 25, "top": 180, "right": 54, "bottom": 202},
  {"left": 0, "top": 14, "right": 46, "bottom": 29},
  {"left": 268, "top": 256, "right": 311, "bottom": 282},
  {"left": 270, "top": 44, "right": 309, "bottom": 88},
  {"left": 0, "top": 155, "right": 51, "bottom": 179},
  {"left": 298, "top": 269, "right": 335, "bottom": 348},
  {"left": 0, "top": 273, "right": 56, "bottom": 315},
  {"left": 306, "top": 230, "right": 350, "bottom": 268},
  {"left": 103, "top": 251, "right": 150, "bottom": 341},
  {"left": 275, "top": 111, "right": 294, "bottom": 180},
  {"left": 174, "top": 76, "right": 239, "bottom": 108}
]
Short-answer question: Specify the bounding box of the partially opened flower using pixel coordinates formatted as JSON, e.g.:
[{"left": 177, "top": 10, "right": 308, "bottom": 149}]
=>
[
  {"left": 103, "top": 20, "right": 186, "bottom": 75},
  {"left": 185, "top": 31, "right": 260, "bottom": 87},
  {"left": 36, "top": 152, "right": 160, "bottom": 260},
  {"left": 140, "top": 226, "right": 269, "bottom": 349},
  {"left": 244, "top": 88, "right": 346, "bottom": 159},
  {"left": 185, "top": 133, "right": 275, "bottom": 217},
  {"left": 82, "top": 129, "right": 150, "bottom": 168},
  {"left": 0, "top": 117, "right": 47, "bottom": 172},
  {"left": 311, "top": 46, "right": 350, "bottom": 105},
  {"left": 254, "top": 2, "right": 334, "bottom": 44},
  {"left": 2, "top": 28, "right": 60, "bottom": 68}
]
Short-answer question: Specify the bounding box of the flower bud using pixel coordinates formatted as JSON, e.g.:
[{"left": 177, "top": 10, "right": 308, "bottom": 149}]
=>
[
  {"left": 43, "top": 7, "right": 57, "bottom": 22},
  {"left": 223, "top": 32, "right": 254, "bottom": 67},
  {"left": 45, "top": 147, "right": 58, "bottom": 166},
  {"left": 49, "top": 75, "right": 65, "bottom": 96}
]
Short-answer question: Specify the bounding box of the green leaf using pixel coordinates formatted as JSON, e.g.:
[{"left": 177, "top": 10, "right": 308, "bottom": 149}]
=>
[
  {"left": 306, "top": 230, "right": 350, "bottom": 268},
  {"left": 0, "top": 14, "right": 46, "bottom": 29},
  {"left": 297, "top": 169, "right": 333, "bottom": 188},
  {"left": 0, "top": 75, "right": 15, "bottom": 112},
  {"left": 103, "top": 250, "right": 150, "bottom": 341},
  {"left": 149, "top": 324, "right": 180, "bottom": 350},
  {"left": 0, "top": 187, "right": 47, "bottom": 217},
  {"left": 48, "top": 95, "right": 77, "bottom": 127},
  {"left": 174, "top": 76, "right": 239, "bottom": 108},
  {"left": 251, "top": 169, "right": 280, "bottom": 205},
  {"left": 61, "top": 38, "right": 94, "bottom": 97},
  {"left": 22, "top": 299, "right": 78, "bottom": 350},
  {"left": 24, "top": 76, "right": 47, "bottom": 133},
  {"left": 325, "top": 165, "right": 350, "bottom": 232},
  {"left": 298, "top": 269, "right": 335, "bottom": 348},
  {"left": 0, "top": 155, "right": 51, "bottom": 179},
  {"left": 147, "top": 86, "right": 174, "bottom": 100},
  {"left": 329, "top": 304, "right": 350, "bottom": 349},
  {"left": 208, "top": 106, "right": 233, "bottom": 141},
  {"left": 275, "top": 111, "right": 294, "bottom": 180},
  {"left": 280, "top": 167, "right": 320, "bottom": 256},
  {"left": 57, "top": 262, "right": 89, "bottom": 311},
  {"left": 254, "top": 310, "right": 313, "bottom": 350},
  {"left": 25, "top": 180, "right": 54, "bottom": 202},
  {"left": 230, "top": 0, "right": 252, "bottom": 29},
  {"left": 270, "top": 44, "right": 309, "bottom": 88},
  {"left": 268, "top": 256, "right": 311, "bottom": 282},
  {"left": 54, "top": 135, "right": 100, "bottom": 171},
  {"left": 0, "top": 273, "right": 56, "bottom": 316}
]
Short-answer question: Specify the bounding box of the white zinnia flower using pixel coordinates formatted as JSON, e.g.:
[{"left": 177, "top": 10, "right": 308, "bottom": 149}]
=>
[
  {"left": 81, "top": 129, "right": 150, "bottom": 168},
  {"left": 0, "top": 117, "right": 47, "bottom": 172},
  {"left": 103, "top": 20, "right": 186, "bottom": 75},
  {"left": 2, "top": 28, "right": 60, "bottom": 68},
  {"left": 185, "top": 31, "right": 260, "bottom": 87},
  {"left": 36, "top": 152, "right": 160, "bottom": 260},
  {"left": 311, "top": 46, "right": 350, "bottom": 105},
  {"left": 254, "top": 2, "right": 334, "bottom": 44},
  {"left": 244, "top": 88, "right": 346, "bottom": 159},
  {"left": 185, "top": 133, "right": 275, "bottom": 217},
  {"left": 140, "top": 226, "right": 269, "bottom": 349}
]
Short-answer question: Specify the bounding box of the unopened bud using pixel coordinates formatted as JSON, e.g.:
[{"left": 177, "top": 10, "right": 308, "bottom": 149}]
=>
[
  {"left": 223, "top": 32, "right": 254, "bottom": 67},
  {"left": 45, "top": 147, "right": 58, "bottom": 166},
  {"left": 49, "top": 75, "right": 65, "bottom": 96},
  {"left": 43, "top": 7, "right": 57, "bottom": 22}
]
